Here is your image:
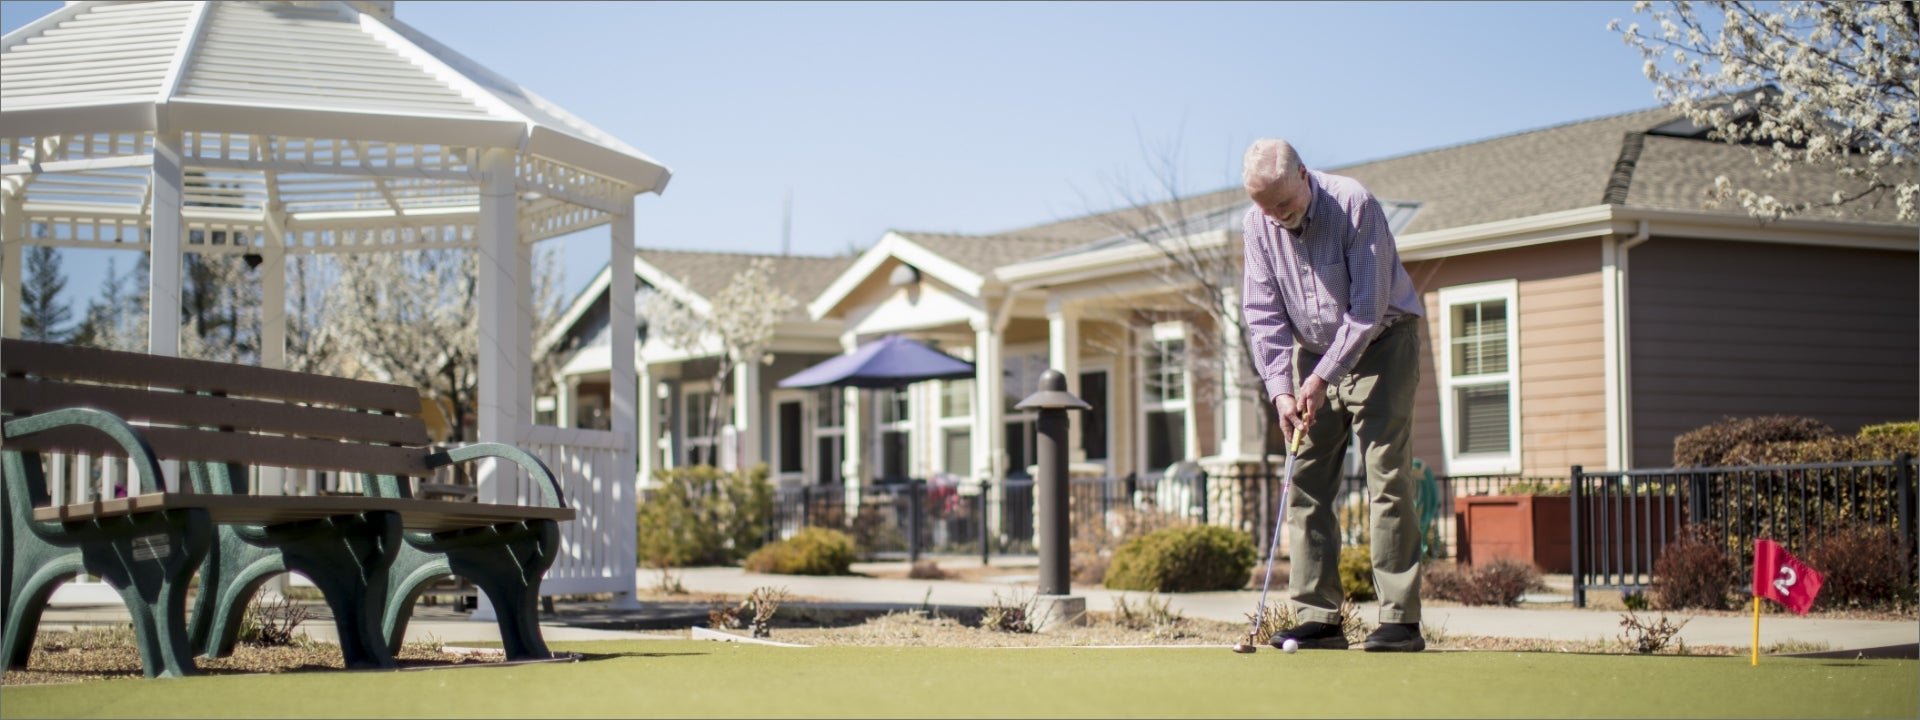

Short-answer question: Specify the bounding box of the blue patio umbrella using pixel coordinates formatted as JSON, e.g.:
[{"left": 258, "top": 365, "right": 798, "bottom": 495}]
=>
[{"left": 777, "top": 334, "right": 976, "bottom": 389}]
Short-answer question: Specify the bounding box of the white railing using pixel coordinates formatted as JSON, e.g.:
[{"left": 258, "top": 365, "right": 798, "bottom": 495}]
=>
[{"left": 516, "top": 424, "right": 636, "bottom": 599}]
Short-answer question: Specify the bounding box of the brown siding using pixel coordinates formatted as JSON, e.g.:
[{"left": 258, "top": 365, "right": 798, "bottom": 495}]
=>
[
  {"left": 1406, "top": 238, "right": 1607, "bottom": 476},
  {"left": 1628, "top": 238, "right": 1919, "bottom": 466}
]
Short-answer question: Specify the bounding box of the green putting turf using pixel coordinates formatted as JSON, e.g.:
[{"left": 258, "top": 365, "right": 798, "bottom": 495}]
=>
[{"left": 3, "top": 640, "right": 1914, "bottom": 718}]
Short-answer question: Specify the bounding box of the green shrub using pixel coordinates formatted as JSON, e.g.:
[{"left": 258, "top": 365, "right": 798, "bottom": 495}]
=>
[
  {"left": 636, "top": 464, "right": 774, "bottom": 568},
  {"left": 1858, "top": 420, "right": 1920, "bottom": 440},
  {"left": 1652, "top": 528, "right": 1737, "bottom": 611},
  {"left": 1672, "top": 415, "right": 1835, "bottom": 467},
  {"left": 743, "top": 527, "right": 856, "bottom": 575},
  {"left": 1103, "top": 525, "right": 1255, "bottom": 593},
  {"left": 1806, "top": 525, "right": 1917, "bottom": 612},
  {"left": 1339, "top": 545, "right": 1376, "bottom": 601}
]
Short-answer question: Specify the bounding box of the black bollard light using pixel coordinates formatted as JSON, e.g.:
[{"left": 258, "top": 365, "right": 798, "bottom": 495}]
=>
[{"left": 1015, "top": 368, "right": 1090, "bottom": 597}]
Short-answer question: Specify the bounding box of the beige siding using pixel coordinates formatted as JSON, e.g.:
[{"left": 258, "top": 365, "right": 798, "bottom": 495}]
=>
[
  {"left": 1628, "top": 238, "right": 1919, "bottom": 466},
  {"left": 1406, "top": 238, "right": 1607, "bottom": 476}
]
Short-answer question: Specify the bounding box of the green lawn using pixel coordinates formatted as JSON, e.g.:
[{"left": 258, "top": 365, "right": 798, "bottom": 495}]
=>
[{"left": 3, "top": 640, "right": 1915, "bottom": 718}]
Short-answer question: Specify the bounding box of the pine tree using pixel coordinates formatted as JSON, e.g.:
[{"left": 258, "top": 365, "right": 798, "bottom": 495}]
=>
[{"left": 20, "top": 245, "right": 72, "bottom": 342}]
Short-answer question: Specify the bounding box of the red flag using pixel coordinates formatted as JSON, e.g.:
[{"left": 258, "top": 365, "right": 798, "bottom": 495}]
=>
[{"left": 1753, "top": 538, "right": 1824, "bottom": 616}]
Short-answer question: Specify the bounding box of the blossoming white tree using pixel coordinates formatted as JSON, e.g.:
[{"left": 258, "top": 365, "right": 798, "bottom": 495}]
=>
[
  {"left": 1613, "top": 1, "right": 1918, "bottom": 221},
  {"left": 641, "top": 257, "right": 798, "bottom": 469}
]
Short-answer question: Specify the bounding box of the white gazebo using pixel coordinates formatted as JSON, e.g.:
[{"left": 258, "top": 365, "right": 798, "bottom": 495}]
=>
[{"left": 0, "top": 1, "right": 667, "bottom": 607}]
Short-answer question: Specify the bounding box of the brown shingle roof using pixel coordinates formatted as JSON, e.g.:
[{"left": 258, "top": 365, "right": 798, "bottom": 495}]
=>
[
  {"left": 638, "top": 248, "right": 856, "bottom": 322},
  {"left": 891, "top": 231, "right": 1089, "bottom": 275}
]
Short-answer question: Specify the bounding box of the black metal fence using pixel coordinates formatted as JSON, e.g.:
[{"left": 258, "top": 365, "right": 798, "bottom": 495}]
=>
[
  {"left": 767, "top": 473, "right": 1214, "bottom": 562},
  {"left": 1571, "top": 455, "right": 1917, "bottom": 607}
]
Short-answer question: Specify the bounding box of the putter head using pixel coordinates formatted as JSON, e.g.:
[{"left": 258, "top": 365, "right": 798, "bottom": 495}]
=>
[{"left": 1231, "top": 642, "right": 1258, "bottom": 654}]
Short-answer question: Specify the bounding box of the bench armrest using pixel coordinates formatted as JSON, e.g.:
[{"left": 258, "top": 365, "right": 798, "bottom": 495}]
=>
[
  {"left": 423, "top": 443, "right": 566, "bottom": 509},
  {"left": 4, "top": 408, "right": 166, "bottom": 495}
]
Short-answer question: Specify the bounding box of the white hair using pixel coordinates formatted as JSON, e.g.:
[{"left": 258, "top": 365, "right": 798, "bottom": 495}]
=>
[{"left": 1242, "top": 138, "right": 1303, "bottom": 187}]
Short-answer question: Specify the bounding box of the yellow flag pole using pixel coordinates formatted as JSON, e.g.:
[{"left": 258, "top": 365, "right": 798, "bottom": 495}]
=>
[{"left": 1751, "top": 597, "right": 1761, "bottom": 666}]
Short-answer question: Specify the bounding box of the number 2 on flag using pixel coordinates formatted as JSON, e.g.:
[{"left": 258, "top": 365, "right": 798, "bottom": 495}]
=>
[{"left": 1773, "top": 566, "right": 1797, "bottom": 596}]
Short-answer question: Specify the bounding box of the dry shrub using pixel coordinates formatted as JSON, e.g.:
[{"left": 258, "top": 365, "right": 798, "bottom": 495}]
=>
[
  {"left": 1103, "top": 525, "right": 1254, "bottom": 593},
  {"left": 1422, "top": 557, "right": 1539, "bottom": 606},
  {"left": 1807, "top": 524, "right": 1917, "bottom": 612},
  {"left": 907, "top": 560, "right": 950, "bottom": 580},
  {"left": 1618, "top": 610, "right": 1690, "bottom": 654},
  {"left": 743, "top": 527, "right": 856, "bottom": 575},
  {"left": 1652, "top": 528, "right": 1737, "bottom": 611},
  {"left": 1672, "top": 415, "right": 1834, "bottom": 467}
]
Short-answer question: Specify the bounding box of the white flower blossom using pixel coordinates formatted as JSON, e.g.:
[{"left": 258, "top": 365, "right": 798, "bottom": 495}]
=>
[{"left": 1614, "top": 1, "right": 1917, "bottom": 221}]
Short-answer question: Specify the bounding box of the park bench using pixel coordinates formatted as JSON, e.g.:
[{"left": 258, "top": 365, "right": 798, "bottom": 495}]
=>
[{"left": 2, "top": 339, "right": 575, "bottom": 678}]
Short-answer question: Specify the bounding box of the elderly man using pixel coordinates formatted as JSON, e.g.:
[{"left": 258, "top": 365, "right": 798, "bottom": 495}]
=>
[{"left": 1240, "top": 138, "right": 1427, "bottom": 652}]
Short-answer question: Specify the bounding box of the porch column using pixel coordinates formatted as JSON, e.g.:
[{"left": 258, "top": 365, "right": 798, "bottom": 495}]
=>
[
  {"left": 475, "top": 147, "right": 521, "bottom": 505},
  {"left": 638, "top": 363, "right": 657, "bottom": 483},
  {"left": 1, "top": 193, "right": 22, "bottom": 339},
  {"left": 1215, "top": 285, "right": 1260, "bottom": 460},
  {"left": 971, "top": 316, "right": 1004, "bottom": 486},
  {"left": 840, "top": 332, "right": 864, "bottom": 512},
  {"left": 257, "top": 226, "right": 288, "bottom": 498},
  {"left": 559, "top": 375, "right": 579, "bottom": 429},
  {"left": 1046, "top": 301, "right": 1083, "bottom": 463},
  {"left": 608, "top": 202, "right": 641, "bottom": 609},
  {"left": 733, "top": 350, "right": 763, "bottom": 470}
]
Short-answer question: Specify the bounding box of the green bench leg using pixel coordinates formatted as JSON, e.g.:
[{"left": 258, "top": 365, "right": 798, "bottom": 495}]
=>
[
  {"left": 5, "top": 452, "right": 211, "bottom": 679},
  {"left": 191, "top": 511, "right": 403, "bottom": 669},
  {"left": 384, "top": 520, "right": 561, "bottom": 660}
]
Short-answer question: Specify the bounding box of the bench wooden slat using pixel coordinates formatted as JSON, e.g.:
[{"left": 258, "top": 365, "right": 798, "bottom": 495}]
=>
[
  {"left": 31, "top": 493, "right": 574, "bottom": 534},
  {"left": 4, "top": 424, "right": 431, "bottom": 477},
  {"left": 2, "top": 378, "right": 431, "bottom": 446},
  {"left": 1, "top": 339, "right": 420, "bottom": 414}
]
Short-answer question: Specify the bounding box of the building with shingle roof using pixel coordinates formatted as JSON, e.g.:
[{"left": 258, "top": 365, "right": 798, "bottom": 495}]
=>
[{"left": 539, "top": 249, "right": 854, "bottom": 480}]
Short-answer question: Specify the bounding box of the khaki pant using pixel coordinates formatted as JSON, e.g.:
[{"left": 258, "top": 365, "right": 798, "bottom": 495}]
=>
[{"left": 1287, "top": 319, "right": 1421, "bottom": 625}]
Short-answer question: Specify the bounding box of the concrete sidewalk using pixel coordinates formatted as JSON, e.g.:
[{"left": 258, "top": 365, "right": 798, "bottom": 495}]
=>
[
  {"left": 663, "top": 560, "right": 1916, "bottom": 654},
  {"left": 35, "top": 559, "right": 1917, "bottom": 655}
]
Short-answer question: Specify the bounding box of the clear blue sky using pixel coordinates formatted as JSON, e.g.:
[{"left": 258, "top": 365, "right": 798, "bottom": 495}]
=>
[{"left": 3, "top": 0, "right": 1662, "bottom": 314}]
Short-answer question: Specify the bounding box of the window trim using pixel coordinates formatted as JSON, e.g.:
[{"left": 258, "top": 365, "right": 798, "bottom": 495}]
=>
[
  {"left": 1138, "top": 322, "right": 1193, "bottom": 476},
  {"left": 934, "top": 378, "right": 973, "bottom": 479},
  {"left": 1437, "top": 280, "right": 1522, "bottom": 474},
  {"left": 770, "top": 389, "right": 812, "bottom": 486},
  {"left": 680, "top": 381, "right": 720, "bottom": 468}
]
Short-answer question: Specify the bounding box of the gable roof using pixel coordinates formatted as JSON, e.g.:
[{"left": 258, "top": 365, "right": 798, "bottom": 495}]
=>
[
  {"left": 639, "top": 248, "right": 855, "bottom": 323},
  {"left": 1, "top": 0, "right": 668, "bottom": 190}
]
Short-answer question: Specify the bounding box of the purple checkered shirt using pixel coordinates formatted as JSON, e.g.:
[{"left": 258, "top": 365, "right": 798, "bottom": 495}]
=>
[{"left": 1241, "top": 169, "right": 1424, "bottom": 402}]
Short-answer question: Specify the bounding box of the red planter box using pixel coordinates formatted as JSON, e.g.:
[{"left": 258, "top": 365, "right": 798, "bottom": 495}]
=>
[{"left": 1459, "top": 495, "right": 1572, "bottom": 574}]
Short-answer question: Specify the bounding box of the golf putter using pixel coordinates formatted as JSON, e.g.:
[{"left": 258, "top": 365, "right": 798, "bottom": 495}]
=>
[{"left": 1233, "top": 423, "right": 1306, "bottom": 654}]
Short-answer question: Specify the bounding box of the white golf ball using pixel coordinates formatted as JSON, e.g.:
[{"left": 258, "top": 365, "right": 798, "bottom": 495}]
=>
[{"left": 1282, "top": 638, "right": 1299, "bottom": 654}]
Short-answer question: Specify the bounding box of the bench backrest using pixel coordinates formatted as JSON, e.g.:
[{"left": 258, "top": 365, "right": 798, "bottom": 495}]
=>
[{"left": 2, "top": 339, "right": 436, "bottom": 477}]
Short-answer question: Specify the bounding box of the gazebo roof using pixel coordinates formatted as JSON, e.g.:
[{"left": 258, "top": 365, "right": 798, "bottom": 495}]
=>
[{"left": 1, "top": 1, "right": 670, "bottom": 249}]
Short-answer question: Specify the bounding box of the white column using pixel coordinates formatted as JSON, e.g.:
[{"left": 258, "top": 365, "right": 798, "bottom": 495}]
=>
[
  {"left": 608, "top": 203, "right": 640, "bottom": 609},
  {"left": 149, "top": 131, "right": 184, "bottom": 358},
  {"left": 149, "top": 131, "right": 186, "bottom": 492},
  {"left": 971, "top": 317, "right": 1004, "bottom": 485},
  {"left": 1, "top": 193, "right": 23, "bottom": 339},
  {"left": 1215, "top": 286, "right": 1259, "bottom": 461},
  {"left": 558, "top": 375, "right": 579, "bottom": 429},
  {"left": 475, "top": 147, "right": 519, "bottom": 505},
  {"left": 733, "top": 351, "right": 763, "bottom": 470},
  {"left": 257, "top": 241, "right": 288, "bottom": 497},
  {"left": 517, "top": 237, "right": 535, "bottom": 434},
  {"left": 839, "top": 333, "right": 863, "bottom": 512},
  {"left": 637, "top": 363, "right": 657, "bottom": 483},
  {"left": 1047, "top": 301, "right": 1083, "bottom": 464}
]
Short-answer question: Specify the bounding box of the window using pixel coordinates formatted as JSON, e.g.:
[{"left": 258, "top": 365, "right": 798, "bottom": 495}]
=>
[
  {"left": 1438, "top": 280, "right": 1520, "bottom": 473},
  {"left": 875, "top": 387, "right": 912, "bottom": 482},
  {"left": 1141, "top": 323, "right": 1190, "bottom": 474},
  {"left": 1079, "top": 370, "right": 1108, "bottom": 462},
  {"left": 937, "top": 379, "right": 973, "bottom": 478},
  {"left": 774, "top": 397, "right": 806, "bottom": 484},
  {"left": 812, "top": 388, "right": 843, "bottom": 485},
  {"left": 1001, "top": 352, "right": 1045, "bottom": 478},
  {"left": 683, "top": 386, "right": 720, "bottom": 467}
]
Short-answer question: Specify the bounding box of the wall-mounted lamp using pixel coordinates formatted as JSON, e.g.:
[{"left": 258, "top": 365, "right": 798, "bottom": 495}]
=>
[
  {"left": 888, "top": 264, "right": 921, "bottom": 287},
  {"left": 242, "top": 253, "right": 264, "bottom": 270}
]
